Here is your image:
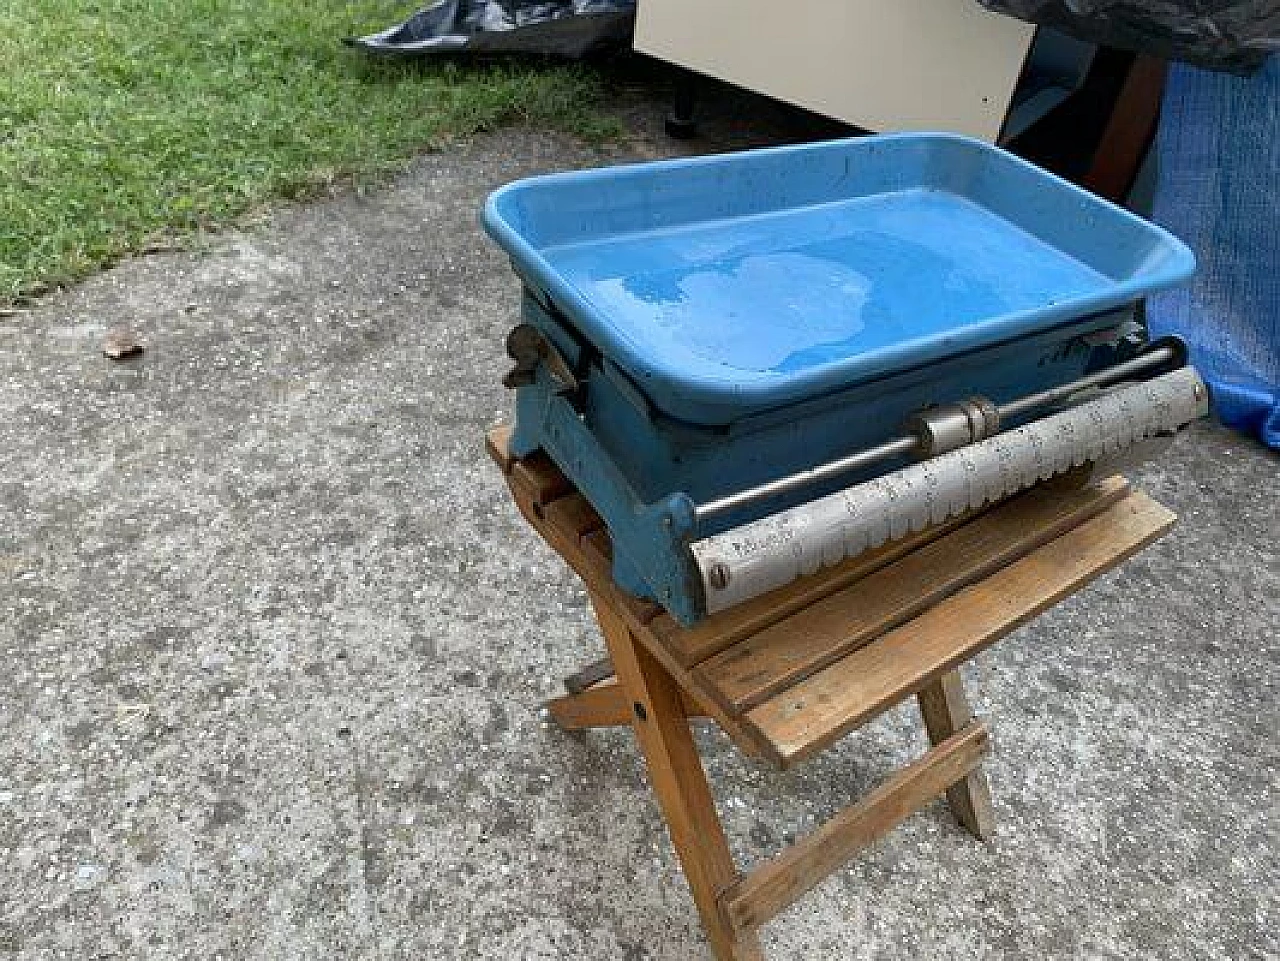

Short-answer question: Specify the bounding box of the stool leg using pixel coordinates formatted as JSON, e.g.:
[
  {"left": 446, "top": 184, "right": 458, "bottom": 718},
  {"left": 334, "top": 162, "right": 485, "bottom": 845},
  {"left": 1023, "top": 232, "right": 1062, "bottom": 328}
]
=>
[
  {"left": 592, "top": 594, "right": 765, "bottom": 961},
  {"left": 546, "top": 678, "right": 711, "bottom": 731},
  {"left": 917, "top": 670, "right": 996, "bottom": 840},
  {"left": 563, "top": 655, "right": 615, "bottom": 695},
  {"left": 545, "top": 681, "right": 634, "bottom": 730}
]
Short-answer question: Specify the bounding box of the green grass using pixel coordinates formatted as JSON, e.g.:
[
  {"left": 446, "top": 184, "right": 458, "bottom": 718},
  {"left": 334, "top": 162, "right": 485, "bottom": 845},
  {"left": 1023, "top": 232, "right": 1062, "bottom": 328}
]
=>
[{"left": 0, "top": 0, "right": 619, "bottom": 303}]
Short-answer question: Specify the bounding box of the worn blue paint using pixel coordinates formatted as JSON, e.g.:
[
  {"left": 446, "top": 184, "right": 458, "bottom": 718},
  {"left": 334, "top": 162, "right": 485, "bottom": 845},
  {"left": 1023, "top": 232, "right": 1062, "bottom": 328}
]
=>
[{"left": 484, "top": 134, "right": 1196, "bottom": 623}]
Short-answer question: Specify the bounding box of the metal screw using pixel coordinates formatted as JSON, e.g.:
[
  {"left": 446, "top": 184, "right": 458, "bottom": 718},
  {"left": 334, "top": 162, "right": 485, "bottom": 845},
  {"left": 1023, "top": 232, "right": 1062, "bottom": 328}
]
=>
[{"left": 707, "top": 561, "right": 732, "bottom": 591}]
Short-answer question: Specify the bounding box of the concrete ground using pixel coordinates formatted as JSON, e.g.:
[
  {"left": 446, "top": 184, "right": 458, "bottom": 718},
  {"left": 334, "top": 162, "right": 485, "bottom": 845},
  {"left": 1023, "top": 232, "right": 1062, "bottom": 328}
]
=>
[{"left": 0, "top": 92, "right": 1276, "bottom": 961}]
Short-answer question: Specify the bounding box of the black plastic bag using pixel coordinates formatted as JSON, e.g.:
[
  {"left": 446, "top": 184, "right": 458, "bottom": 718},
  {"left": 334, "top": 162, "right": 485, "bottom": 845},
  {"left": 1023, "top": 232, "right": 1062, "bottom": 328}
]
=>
[
  {"left": 346, "top": 0, "right": 635, "bottom": 59},
  {"left": 976, "top": 0, "right": 1278, "bottom": 74}
]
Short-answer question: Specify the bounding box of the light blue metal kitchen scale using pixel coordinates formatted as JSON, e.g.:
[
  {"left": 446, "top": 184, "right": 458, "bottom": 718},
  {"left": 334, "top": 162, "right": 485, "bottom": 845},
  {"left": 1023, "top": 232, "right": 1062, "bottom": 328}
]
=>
[{"left": 483, "top": 133, "right": 1207, "bottom": 625}]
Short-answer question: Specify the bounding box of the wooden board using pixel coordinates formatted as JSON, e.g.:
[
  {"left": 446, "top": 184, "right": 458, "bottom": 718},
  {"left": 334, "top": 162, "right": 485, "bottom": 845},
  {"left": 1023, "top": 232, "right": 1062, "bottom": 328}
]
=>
[
  {"left": 746, "top": 491, "right": 1176, "bottom": 765},
  {"left": 562, "top": 655, "right": 614, "bottom": 695},
  {"left": 650, "top": 510, "right": 979, "bottom": 668},
  {"left": 485, "top": 423, "right": 515, "bottom": 474},
  {"left": 698, "top": 478, "right": 1129, "bottom": 711},
  {"left": 511, "top": 451, "right": 574, "bottom": 512},
  {"left": 543, "top": 494, "right": 605, "bottom": 542},
  {"left": 917, "top": 671, "right": 996, "bottom": 840}
]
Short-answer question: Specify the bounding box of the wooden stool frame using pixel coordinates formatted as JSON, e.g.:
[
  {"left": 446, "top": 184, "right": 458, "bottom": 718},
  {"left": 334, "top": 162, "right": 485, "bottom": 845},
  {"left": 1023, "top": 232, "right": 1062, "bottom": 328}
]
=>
[{"left": 487, "top": 426, "right": 1174, "bottom": 959}]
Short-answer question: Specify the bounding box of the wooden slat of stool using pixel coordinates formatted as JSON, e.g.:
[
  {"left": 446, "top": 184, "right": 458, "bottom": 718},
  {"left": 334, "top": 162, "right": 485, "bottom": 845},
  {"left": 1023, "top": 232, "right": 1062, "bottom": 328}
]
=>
[
  {"left": 648, "top": 513, "right": 977, "bottom": 669},
  {"left": 698, "top": 477, "right": 1131, "bottom": 712},
  {"left": 506, "top": 467, "right": 599, "bottom": 589},
  {"left": 543, "top": 493, "right": 606, "bottom": 541},
  {"left": 512, "top": 451, "right": 575, "bottom": 512},
  {"left": 746, "top": 490, "right": 1175, "bottom": 765}
]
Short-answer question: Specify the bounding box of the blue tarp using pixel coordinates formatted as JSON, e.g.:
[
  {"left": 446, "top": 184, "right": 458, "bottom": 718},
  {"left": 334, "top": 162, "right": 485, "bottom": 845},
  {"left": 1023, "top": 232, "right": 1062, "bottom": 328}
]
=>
[{"left": 1148, "top": 57, "right": 1279, "bottom": 449}]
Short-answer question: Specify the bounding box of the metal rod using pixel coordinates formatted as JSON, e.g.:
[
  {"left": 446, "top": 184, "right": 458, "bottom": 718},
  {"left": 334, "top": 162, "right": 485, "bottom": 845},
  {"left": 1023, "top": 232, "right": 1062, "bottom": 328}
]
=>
[
  {"left": 696, "top": 435, "right": 920, "bottom": 519},
  {"left": 693, "top": 346, "right": 1179, "bottom": 523},
  {"left": 996, "top": 345, "right": 1176, "bottom": 421}
]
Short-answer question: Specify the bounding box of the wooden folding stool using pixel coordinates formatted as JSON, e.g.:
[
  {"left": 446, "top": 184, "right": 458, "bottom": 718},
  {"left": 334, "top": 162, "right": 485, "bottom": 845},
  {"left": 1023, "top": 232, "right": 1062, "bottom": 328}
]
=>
[{"left": 488, "top": 426, "right": 1174, "bottom": 960}]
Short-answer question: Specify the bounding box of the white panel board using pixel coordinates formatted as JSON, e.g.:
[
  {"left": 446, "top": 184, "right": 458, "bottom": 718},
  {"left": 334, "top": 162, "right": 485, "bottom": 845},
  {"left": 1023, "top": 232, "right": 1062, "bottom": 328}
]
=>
[{"left": 634, "top": 0, "right": 1037, "bottom": 142}]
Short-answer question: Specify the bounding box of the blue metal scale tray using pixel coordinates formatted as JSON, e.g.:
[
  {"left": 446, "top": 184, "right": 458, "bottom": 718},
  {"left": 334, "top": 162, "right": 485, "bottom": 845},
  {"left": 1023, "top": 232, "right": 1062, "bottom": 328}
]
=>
[
  {"left": 485, "top": 133, "right": 1194, "bottom": 426},
  {"left": 482, "top": 134, "right": 1196, "bottom": 624}
]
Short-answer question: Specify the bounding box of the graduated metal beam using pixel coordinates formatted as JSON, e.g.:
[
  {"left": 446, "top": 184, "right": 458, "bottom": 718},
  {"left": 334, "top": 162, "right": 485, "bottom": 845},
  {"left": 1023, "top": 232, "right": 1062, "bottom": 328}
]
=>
[{"left": 692, "top": 366, "right": 1207, "bottom": 613}]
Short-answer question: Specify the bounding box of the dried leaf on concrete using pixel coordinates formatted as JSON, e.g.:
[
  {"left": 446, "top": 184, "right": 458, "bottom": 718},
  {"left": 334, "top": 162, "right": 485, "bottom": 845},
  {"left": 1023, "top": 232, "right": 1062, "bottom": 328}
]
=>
[{"left": 102, "top": 325, "right": 145, "bottom": 359}]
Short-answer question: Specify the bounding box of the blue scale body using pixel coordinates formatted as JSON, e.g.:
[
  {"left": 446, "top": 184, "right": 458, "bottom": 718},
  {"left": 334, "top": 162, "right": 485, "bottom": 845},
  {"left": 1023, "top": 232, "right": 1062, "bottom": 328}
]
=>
[{"left": 483, "top": 134, "right": 1195, "bottom": 624}]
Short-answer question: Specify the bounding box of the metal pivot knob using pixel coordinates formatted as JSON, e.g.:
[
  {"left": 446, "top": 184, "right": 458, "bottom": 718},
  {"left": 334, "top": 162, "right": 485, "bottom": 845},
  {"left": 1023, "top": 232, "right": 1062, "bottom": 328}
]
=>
[{"left": 503, "top": 324, "right": 579, "bottom": 393}]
